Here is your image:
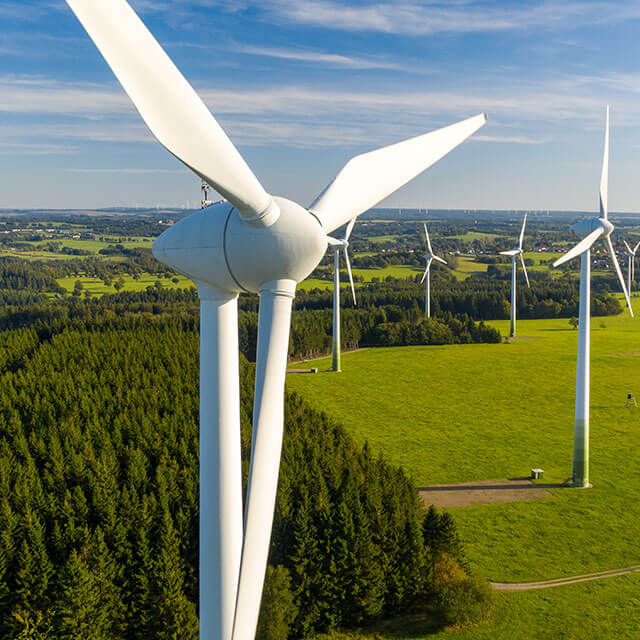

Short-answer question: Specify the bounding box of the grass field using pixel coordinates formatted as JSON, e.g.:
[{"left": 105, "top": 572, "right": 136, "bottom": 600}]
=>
[
  {"left": 287, "top": 314, "right": 640, "bottom": 637},
  {"left": 57, "top": 273, "right": 194, "bottom": 295}
]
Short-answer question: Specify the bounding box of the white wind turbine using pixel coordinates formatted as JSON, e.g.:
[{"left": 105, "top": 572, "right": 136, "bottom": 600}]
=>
[
  {"left": 500, "top": 214, "right": 529, "bottom": 338},
  {"left": 420, "top": 223, "right": 447, "bottom": 318},
  {"left": 327, "top": 219, "right": 357, "bottom": 372},
  {"left": 553, "top": 106, "right": 633, "bottom": 488},
  {"left": 61, "top": 1, "right": 487, "bottom": 639},
  {"left": 623, "top": 239, "right": 640, "bottom": 296}
]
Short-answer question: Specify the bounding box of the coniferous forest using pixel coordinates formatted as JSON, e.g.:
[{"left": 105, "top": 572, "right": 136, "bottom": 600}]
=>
[{"left": 0, "top": 312, "right": 492, "bottom": 639}]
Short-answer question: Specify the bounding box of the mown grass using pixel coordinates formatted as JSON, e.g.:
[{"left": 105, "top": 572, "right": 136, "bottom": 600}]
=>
[
  {"left": 318, "top": 573, "right": 640, "bottom": 639},
  {"left": 287, "top": 314, "right": 640, "bottom": 637}
]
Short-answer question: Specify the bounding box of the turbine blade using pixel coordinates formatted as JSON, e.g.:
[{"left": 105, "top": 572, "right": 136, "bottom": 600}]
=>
[
  {"left": 343, "top": 248, "right": 357, "bottom": 306},
  {"left": 344, "top": 217, "right": 357, "bottom": 242},
  {"left": 519, "top": 213, "right": 527, "bottom": 249},
  {"left": 553, "top": 228, "right": 604, "bottom": 267},
  {"left": 434, "top": 255, "right": 448, "bottom": 265},
  {"left": 326, "top": 236, "right": 343, "bottom": 247},
  {"left": 519, "top": 252, "right": 530, "bottom": 288},
  {"left": 634, "top": 240, "right": 640, "bottom": 253},
  {"left": 419, "top": 262, "right": 431, "bottom": 285},
  {"left": 310, "top": 113, "right": 487, "bottom": 233},
  {"left": 64, "top": 0, "right": 275, "bottom": 224},
  {"left": 500, "top": 249, "right": 520, "bottom": 256},
  {"left": 600, "top": 105, "right": 609, "bottom": 219},
  {"left": 624, "top": 240, "right": 632, "bottom": 254},
  {"left": 606, "top": 235, "right": 634, "bottom": 317},
  {"left": 232, "top": 281, "right": 295, "bottom": 640},
  {"left": 424, "top": 223, "right": 433, "bottom": 254}
]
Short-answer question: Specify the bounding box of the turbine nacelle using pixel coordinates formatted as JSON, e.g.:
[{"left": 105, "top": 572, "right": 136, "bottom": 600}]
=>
[
  {"left": 153, "top": 198, "right": 327, "bottom": 294},
  {"left": 570, "top": 217, "right": 613, "bottom": 238}
]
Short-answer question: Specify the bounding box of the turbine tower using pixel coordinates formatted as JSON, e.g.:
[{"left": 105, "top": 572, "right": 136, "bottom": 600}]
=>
[
  {"left": 61, "top": 1, "right": 487, "bottom": 639},
  {"left": 500, "top": 214, "right": 529, "bottom": 337},
  {"left": 420, "top": 223, "right": 447, "bottom": 318},
  {"left": 327, "top": 219, "right": 357, "bottom": 372},
  {"left": 553, "top": 106, "right": 633, "bottom": 488},
  {"left": 623, "top": 239, "right": 640, "bottom": 295}
]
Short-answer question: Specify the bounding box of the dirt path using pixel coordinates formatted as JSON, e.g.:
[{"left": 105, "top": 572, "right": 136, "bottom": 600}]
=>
[
  {"left": 418, "top": 477, "right": 566, "bottom": 508},
  {"left": 491, "top": 565, "right": 640, "bottom": 591}
]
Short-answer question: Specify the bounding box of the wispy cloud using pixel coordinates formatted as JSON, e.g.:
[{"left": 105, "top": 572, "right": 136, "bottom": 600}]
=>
[
  {"left": 152, "top": 0, "right": 640, "bottom": 36},
  {"left": 0, "top": 142, "right": 78, "bottom": 155},
  {"left": 231, "top": 43, "right": 410, "bottom": 70},
  {"left": 68, "top": 168, "right": 187, "bottom": 173}
]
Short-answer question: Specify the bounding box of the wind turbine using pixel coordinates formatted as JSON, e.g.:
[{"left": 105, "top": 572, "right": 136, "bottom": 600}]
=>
[
  {"left": 623, "top": 239, "right": 640, "bottom": 295},
  {"left": 61, "top": 1, "right": 487, "bottom": 639},
  {"left": 500, "top": 214, "right": 529, "bottom": 338},
  {"left": 327, "top": 219, "right": 357, "bottom": 372},
  {"left": 420, "top": 223, "right": 447, "bottom": 318},
  {"left": 553, "top": 105, "right": 633, "bottom": 488}
]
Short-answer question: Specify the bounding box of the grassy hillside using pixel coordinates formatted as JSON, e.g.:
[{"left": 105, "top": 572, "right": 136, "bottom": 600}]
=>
[{"left": 288, "top": 315, "right": 640, "bottom": 637}]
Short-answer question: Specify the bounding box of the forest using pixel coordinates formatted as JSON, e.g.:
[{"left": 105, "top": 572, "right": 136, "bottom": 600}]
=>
[{"left": 0, "top": 314, "right": 492, "bottom": 639}]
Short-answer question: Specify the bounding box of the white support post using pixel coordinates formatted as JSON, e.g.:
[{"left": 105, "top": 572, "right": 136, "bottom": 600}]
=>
[
  {"left": 573, "top": 250, "right": 590, "bottom": 487},
  {"left": 332, "top": 249, "right": 341, "bottom": 372},
  {"left": 510, "top": 256, "right": 517, "bottom": 337},
  {"left": 197, "top": 284, "right": 243, "bottom": 640}
]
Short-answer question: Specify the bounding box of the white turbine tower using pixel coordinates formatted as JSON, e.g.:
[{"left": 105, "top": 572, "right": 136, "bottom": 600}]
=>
[
  {"left": 61, "top": 1, "right": 487, "bottom": 639},
  {"left": 500, "top": 214, "right": 529, "bottom": 337},
  {"left": 420, "top": 223, "right": 447, "bottom": 318},
  {"left": 553, "top": 106, "right": 633, "bottom": 488},
  {"left": 623, "top": 239, "right": 640, "bottom": 295},
  {"left": 327, "top": 219, "right": 357, "bottom": 372}
]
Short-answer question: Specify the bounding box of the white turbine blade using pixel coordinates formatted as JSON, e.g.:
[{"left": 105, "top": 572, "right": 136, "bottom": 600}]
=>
[
  {"left": 624, "top": 240, "right": 633, "bottom": 254},
  {"left": 433, "top": 255, "right": 448, "bottom": 265},
  {"left": 343, "top": 248, "right": 357, "bottom": 306},
  {"left": 605, "top": 235, "right": 634, "bottom": 317},
  {"left": 310, "top": 113, "right": 487, "bottom": 233},
  {"left": 233, "top": 282, "right": 295, "bottom": 640},
  {"left": 424, "top": 223, "right": 434, "bottom": 254},
  {"left": 326, "top": 236, "right": 343, "bottom": 247},
  {"left": 519, "top": 252, "right": 530, "bottom": 288},
  {"left": 634, "top": 240, "right": 640, "bottom": 254},
  {"left": 64, "top": 0, "right": 274, "bottom": 223},
  {"left": 519, "top": 213, "right": 528, "bottom": 249},
  {"left": 500, "top": 249, "right": 520, "bottom": 256},
  {"left": 419, "top": 262, "right": 431, "bottom": 285},
  {"left": 344, "top": 217, "right": 357, "bottom": 242},
  {"left": 553, "top": 228, "right": 604, "bottom": 267},
  {"left": 600, "top": 105, "right": 609, "bottom": 219}
]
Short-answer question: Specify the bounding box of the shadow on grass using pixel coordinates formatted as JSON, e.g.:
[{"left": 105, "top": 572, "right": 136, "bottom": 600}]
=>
[{"left": 331, "top": 606, "right": 449, "bottom": 640}]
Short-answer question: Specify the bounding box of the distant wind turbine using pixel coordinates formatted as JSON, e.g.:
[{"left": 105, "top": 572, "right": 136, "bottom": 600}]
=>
[
  {"left": 553, "top": 105, "right": 633, "bottom": 488},
  {"left": 500, "top": 214, "right": 529, "bottom": 338},
  {"left": 327, "top": 219, "right": 357, "bottom": 372},
  {"left": 623, "top": 239, "right": 640, "bottom": 295},
  {"left": 420, "top": 223, "right": 447, "bottom": 318}
]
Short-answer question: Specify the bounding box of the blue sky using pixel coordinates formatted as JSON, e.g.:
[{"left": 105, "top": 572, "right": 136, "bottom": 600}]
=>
[{"left": 3, "top": 0, "right": 640, "bottom": 211}]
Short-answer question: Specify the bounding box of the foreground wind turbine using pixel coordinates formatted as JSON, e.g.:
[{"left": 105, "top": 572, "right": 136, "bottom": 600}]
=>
[
  {"left": 327, "top": 219, "right": 357, "bottom": 372},
  {"left": 553, "top": 106, "right": 633, "bottom": 488},
  {"left": 420, "top": 223, "right": 447, "bottom": 318},
  {"left": 623, "top": 239, "right": 640, "bottom": 295},
  {"left": 61, "top": 1, "right": 487, "bottom": 639},
  {"left": 500, "top": 214, "right": 529, "bottom": 337}
]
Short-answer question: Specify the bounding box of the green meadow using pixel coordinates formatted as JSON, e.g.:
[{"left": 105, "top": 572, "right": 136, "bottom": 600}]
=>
[
  {"left": 57, "top": 272, "right": 194, "bottom": 296},
  {"left": 288, "top": 314, "right": 640, "bottom": 637}
]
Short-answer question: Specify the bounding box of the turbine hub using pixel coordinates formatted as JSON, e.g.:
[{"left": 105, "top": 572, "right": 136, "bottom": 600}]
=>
[
  {"left": 153, "top": 197, "right": 327, "bottom": 294},
  {"left": 570, "top": 217, "right": 614, "bottom": 238}
]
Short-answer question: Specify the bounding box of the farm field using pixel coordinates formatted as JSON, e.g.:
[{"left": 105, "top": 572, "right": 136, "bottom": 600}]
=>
[
  {"left": 56, "top": 272, "right": 194, "bottom": 295},
  {"left": 287, "top": 315, "right": 640, "bottom": 637}
]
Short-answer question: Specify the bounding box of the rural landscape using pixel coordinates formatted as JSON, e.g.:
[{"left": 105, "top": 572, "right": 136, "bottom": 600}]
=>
[
  {"left": 5, "top": 0, "right": 640, "bottom": 638},
  {"left": 0, "top": 206, "right": 639, "bottom": 638}
]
